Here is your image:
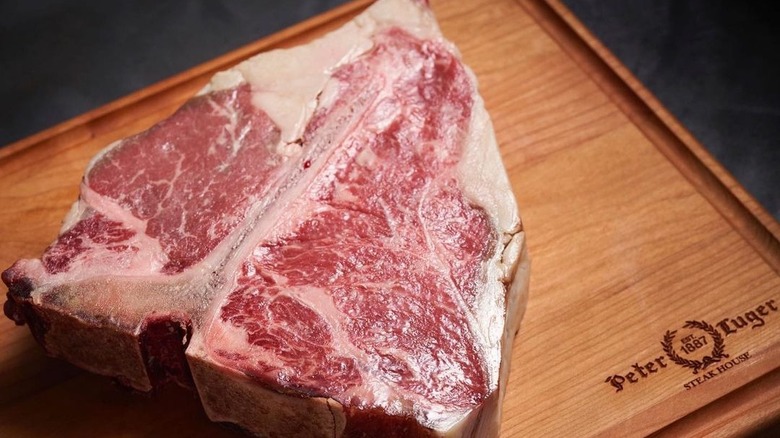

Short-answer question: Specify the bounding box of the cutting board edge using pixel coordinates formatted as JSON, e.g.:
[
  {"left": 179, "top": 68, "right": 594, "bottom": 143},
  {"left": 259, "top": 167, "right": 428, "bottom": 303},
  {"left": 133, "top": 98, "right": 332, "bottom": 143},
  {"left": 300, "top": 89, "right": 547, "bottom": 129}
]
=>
[
  {"left": 541, "top": 0, "right": 780, "bottom": 244},
  {"left": 648, "top": 367, "right": 780, "bottom": 438},
  {"left": 521, "top": 0, "right": 780, "bottom": 435},
  {"left": 520, "top": 0, "right": 780, "bottom": 270}
]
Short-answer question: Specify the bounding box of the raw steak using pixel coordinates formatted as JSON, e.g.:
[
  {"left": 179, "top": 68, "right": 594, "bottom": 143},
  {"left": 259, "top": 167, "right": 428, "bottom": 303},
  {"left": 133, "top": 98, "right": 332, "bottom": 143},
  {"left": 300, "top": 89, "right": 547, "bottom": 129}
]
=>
[{"left": 2, "top": 0, "right": 530, "bottom": 436}]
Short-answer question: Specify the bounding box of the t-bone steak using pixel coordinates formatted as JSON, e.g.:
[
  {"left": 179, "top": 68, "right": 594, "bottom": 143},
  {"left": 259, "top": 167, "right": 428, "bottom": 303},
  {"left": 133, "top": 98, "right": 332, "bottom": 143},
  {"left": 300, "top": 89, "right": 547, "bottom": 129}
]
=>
[{"left": 2, "top": 0, "right": 530, "bottom": 436}]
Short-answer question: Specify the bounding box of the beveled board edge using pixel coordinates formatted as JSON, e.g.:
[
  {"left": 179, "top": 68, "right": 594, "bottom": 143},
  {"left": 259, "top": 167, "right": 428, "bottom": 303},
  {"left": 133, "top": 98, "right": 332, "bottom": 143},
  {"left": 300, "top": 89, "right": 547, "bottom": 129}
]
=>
[
  {"left": 544, "top": 0, "right": 780, "bottom": 248},
  {"left": 521, "top": 0, "right": 780, "bottom": 435},
  {"left": 649, "top": 368, "right": 780, "bottom": 438},
  {"left": 518, "top": 0, "right": 780, "bottom": 273}
]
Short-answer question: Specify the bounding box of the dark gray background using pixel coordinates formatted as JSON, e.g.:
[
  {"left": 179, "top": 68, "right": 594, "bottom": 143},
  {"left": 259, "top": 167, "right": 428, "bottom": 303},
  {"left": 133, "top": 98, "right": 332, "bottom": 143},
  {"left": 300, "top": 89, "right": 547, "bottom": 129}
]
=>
[
  {"left": 0, "top": 0, "right": 349, "bottom": 145},
  {"left": 1, "top": 0, "right": 777, "bottom": 219}
]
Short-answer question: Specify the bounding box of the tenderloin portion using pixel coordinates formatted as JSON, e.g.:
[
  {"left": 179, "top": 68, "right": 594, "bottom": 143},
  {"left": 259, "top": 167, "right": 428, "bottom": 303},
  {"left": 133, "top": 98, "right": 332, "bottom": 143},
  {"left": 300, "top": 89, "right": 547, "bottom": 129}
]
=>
[{"left": 3, "top": 0, "right": 529, "bottom": 436}]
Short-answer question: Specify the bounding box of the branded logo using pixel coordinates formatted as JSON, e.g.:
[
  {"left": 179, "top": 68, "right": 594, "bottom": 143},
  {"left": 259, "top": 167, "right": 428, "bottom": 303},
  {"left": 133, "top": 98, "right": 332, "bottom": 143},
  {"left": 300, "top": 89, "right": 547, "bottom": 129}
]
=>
[
  {"left": 604, "top": 298, "right": 776, "bottom": 393},
  {"left": 661, "top": 320, "right": 728, "bottom": 374}
]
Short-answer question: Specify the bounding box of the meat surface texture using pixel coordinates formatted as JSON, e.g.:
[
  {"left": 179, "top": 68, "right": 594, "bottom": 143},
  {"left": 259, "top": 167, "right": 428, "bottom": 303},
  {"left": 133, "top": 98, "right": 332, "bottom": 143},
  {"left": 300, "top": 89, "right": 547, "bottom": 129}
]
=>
[{"left": 2, "top": 0, "right": 530, "bottom": 436}]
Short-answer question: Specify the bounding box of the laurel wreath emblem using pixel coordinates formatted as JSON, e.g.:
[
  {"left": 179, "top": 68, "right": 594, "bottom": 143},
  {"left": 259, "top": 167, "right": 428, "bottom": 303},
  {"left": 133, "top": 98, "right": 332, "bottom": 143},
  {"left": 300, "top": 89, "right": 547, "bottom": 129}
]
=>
[{"left": 661, "top": 320, "right": 728, "bottom": 374}]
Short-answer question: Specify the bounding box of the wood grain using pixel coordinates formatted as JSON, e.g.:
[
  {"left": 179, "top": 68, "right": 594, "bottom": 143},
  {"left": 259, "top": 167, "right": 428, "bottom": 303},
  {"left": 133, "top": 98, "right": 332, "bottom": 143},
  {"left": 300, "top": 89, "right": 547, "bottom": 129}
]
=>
[
  {"left": 518, "top": 0, "right": 780, "bottom": 274},
  {"left": 650, "top": 368, "right": 780, "bottom": 437},
  {"left": 545, "top": 0, "right": 780, "bottom": 244},
  {"left": 1, "top": 0, "right": 778, "bottom": 436}
]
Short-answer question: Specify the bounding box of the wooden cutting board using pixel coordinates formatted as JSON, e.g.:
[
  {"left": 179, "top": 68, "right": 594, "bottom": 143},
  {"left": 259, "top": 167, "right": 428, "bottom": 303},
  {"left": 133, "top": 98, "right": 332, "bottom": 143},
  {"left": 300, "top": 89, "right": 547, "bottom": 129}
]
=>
[{"left": 1, "top": 0, "right": 778, "bottom": 436}]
